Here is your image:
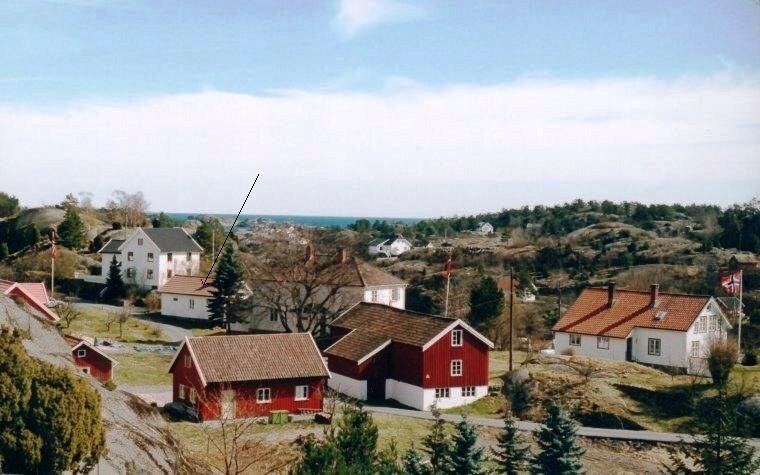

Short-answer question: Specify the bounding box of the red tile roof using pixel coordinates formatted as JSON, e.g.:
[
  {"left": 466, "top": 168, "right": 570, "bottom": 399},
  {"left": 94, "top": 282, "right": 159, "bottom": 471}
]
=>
[
  {"left": 172, "top": 333, "right": 330, "bottom": 384},
  {"left": 553, "top": 287, "right": 710, "bottom": 338},
  {"left": 158, "top": 275, "right": 216, "bottom": 297}
]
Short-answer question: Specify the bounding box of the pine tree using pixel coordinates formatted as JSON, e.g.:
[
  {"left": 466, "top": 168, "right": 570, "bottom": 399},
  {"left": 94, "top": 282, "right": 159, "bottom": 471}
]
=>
[
  {"left": 334, "top": 404, "right": 379, "bottom": 469},
  {"left": 422, "top": 405, "right": 452, "bottom": 474},
  {"left": 403, "top": 445, "right": 430, "bottom": 475},
  {"left": 57, "top": 208, "right": 87, "bottom": 250},
  {"left": 0, "top": 242, "right": 8, "bottom": 260},
  {"left": 104, "top": 256, "right": 125, "bottom": 302},
  {"left": 27, "top": 224, "right": 41, "bottom": 247},
  {"left": 469, "top": 276, "right": 504, "bottom": 330},
  {"left": 494, "top": 412, "right": 530, "bottom": 474},
  {"left": 531, "top": 403, "right": 585, "bottom": 474},
  {"left": 450, "top": 415, "right": 487, "bottom": 475},
  {"left": 207, "top": 244, "right": 246, "bottom": 333}
]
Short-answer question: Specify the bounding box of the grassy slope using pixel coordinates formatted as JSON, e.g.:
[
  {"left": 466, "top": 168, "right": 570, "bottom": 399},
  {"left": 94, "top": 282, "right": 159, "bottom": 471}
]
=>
[
  {"left": 65, "top": 308, "right": 169, "bottom": 344},
  {"left": 114, "top": 353, "right": 173, "bottom": 386}
]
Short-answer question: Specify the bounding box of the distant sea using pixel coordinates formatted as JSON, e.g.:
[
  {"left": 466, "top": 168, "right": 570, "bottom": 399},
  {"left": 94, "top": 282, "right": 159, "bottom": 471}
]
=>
[{"left": 164, "top": 213, "right": 421, "bottom": 229}]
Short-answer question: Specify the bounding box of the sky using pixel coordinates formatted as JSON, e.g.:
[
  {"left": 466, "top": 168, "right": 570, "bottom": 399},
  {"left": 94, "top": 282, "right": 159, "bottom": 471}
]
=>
[{"left": 1, "top": 0, "right": 759, "bottom": 218}]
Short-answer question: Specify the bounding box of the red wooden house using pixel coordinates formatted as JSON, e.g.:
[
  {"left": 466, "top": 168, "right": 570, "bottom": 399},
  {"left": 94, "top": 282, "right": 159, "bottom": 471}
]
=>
[
  {"left": 0, "top": 279, "right": 59, "bottom": 322},
  {"left": 168, "top": 333, "right": 330, "bottom": 421},
  {"left": 324, "top": 303, "right": 493, "bottom": 410},
  {"left": 71, "top": 341, "right": 118, "bottom": 383}
]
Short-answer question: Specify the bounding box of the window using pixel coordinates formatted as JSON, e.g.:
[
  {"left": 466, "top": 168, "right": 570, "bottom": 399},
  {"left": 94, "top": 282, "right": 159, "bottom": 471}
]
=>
[
  {"left": 186, "top": 252, "right": 192, "bottom": 261},
  {"left": 269, "top": 310, "right": 278, "bottom": 322},
  {"left": 178, "top": 384, "right": 186, "bottom": 399},
  {"left": 709, "top": 315, "right": 717, "bottom": 332},
  {"left": 189, "top": 388, "right": 197, "bottom": 404},
  {"left": 569, "top": 334, "right": 581, "bottom": 346},
  {"left": 295, "top": 385, "right": 309, "bottom": 401},
  {"left": 691, "top": 340, "right": 700, "bottom": 358},
  {"left": 147, "top": 252, "right": 154, "bottom": 262},
  {"left": 77, "top": 348, "right": 87, "bottom": 357},
  {"left": 462, "top": 386, "right": 476, "bottom": 397},
  {"left": 648, "top": 338, "right": 661, "bottom": 356},
  {"left": 167, "top": 252, "right": 173, "bottom": 262},
  {"left": 127, "top": 251, "right": 134, "bottom": 261},
  {"left": 597, "top": 336, "right": 609, "bottom": 349},
  {"left": 173, "top": 297, "right": 178, "bottom": 302},
  {"left": 127, "top": 267, "right": 135, "bottom": 278},
  {"left": 451, "top": 329, "right": 463, "bottom": 347},
  {"left": 184, "top": 355, "right": 191, "bottom": 368},
  {"left": 451, "top": 360, "right": 462, "bottom": 376},
  {"left": 391, "top": 287, "right": 399, "bottom": 302},
  {"left": 189, "top": 299, "right": 195, "bottom": 309},
  {"left": 137, "top": 238, "right": 143, "bottom": 246},
  {"left": 257, "top": 388, "right": 271, "bottom": 403},
  {"left": 147, "top": 269, "right": 154, "bottom": 280},
  {"left": 81, "top": 367, "right": 90, "bottom": 375},
  {"left": 435, "top": 388, "right": 450, "bottom": 399},
  {"left": 167, "top": 270, "right": 173, "bottom": 278},
  {"left": 696, "top": 316, "right": 707, "bottom": 333},
  {"left": 370, "top": 290, "right": 378, "bottom": 302}
]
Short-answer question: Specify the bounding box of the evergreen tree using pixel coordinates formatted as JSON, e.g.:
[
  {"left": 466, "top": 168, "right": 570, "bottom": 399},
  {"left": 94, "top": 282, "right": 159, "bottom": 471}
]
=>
[
  {"left": 57, "top": 207, "right": 87, "bottom": 249},
  {"left": 469, "top": 276, "right": 504, "bottom": 330},
  {"left": 450, "top": 415, "right": 487, "bottom": 475},
  {"left": 193, "top": 217, "right": 226, "bottom": 255},
  {"left": 151, "top": 212, "right": 176, "bottom": 228},
  {"left": 422, "top": 405, "right": 452, "bottom": 474},
  {"left": 666, "top": 388, "right": 760, "bottom": 475},
  {"left": 89, "top": 234, "right": 105, "bottom": 253},
  {"left": 207, "top": 244, "right": 246, "bottom": 333},
  {"left": 334, "top": 404, "right": 379, "bottom": 469},
  {"left": 531, "top": 404, "right": 585, "bottom": 474},
  {"left": 0, "top": 192, "right": 19, "bottom": 218},
  {"left": 0, "top": 242, "right": 8, "bottom": 260},
  {"left": 104, "top": 256, "right": 125, "bottom": 302},
  {"left": 290, "top": 435, "right": 346, "bottom": 475},
  {"left": 403, "top": 445, "right": 430, "bottom": 475},
  {"left": 494, "top": 412, "right": 530, "bottom": 474},
  {"left": 27, "top": 224, "right": 41, "bottom": 247}
]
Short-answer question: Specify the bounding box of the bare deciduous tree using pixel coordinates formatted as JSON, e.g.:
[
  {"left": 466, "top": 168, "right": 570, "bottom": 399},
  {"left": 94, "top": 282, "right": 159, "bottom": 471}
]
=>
[
  {"left": 106, "top": 190, "right": 149, "bottom": 229},
  {"left": 56, "top": 300, "right": 82, "bottom": 329}
]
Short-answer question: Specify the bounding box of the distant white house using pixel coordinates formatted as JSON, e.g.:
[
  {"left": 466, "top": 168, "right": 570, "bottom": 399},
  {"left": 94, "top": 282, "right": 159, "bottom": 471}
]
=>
[
  {"left": 158, "top": 275, "right": 215, "bottom": 320},
  {"left": 475, "top": 222, "right": 494, "bottom": 235},
  {"left": 368, "top": 235, "right": 413, "bottom": 257},
  {"left": 552, "top": 283, "right": 731, "bottom": 375},
  {"left": 81, "top": 228, "right": 202, "bottom": 289}
]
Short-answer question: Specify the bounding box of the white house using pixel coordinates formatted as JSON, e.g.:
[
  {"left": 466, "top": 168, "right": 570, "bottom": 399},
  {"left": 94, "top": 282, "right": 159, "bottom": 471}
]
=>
[
  {"left": 90, "top": 228, "right": 202, "bottom": 289},
  {"left": 475, "top": 222, "right": 494, "bottom": 235},
  {"left": 158, "top": 275, "right": 215, "bottom": 320},
  {"left": 552, "top": 283, "right": 731, "bottom": 375},
  {"left": 368, "top": 235, "right": 413, "bottom": 257}
]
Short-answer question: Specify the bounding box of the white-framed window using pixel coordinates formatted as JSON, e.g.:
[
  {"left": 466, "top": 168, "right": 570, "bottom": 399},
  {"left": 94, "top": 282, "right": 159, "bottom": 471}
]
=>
[
  {"left": 370, "top": 290, "right": 378, "bottom": 302},
  {"left": 189, "top": 388, "right": 197, "bottom": 404},
  {"left": 147, "top": 252, "right": 154, "bottom": 262},
  {"left": 147, "top": 269, "right": 154, "bottom": 280},
  {"left": 137, "top": 238, "right": 143, "bottom": 246},
  {"left": 569, "top": 334, "right": 581, "bottom": 346},
  {"left": 391, "top": 287, "right": 399, "bottom": 302},
  {"left": 294, "top": 385, "right": 309, "bottom": 401},
  {"left": 167, "top": 252, "right": 173, "bottom": 262},
  {"left": 451, "top": 329, "right": 463, "bottom": 347},
  {"left": 257, "top": 387, "right": 271, "bottom": 403},
  {"left": 435, "top": 387, "right": 450, "bottom": 399},
  {"left": 462, "top": 386, "right": 476, "bottom": 397},
  {"left": 178, "top": 384, "right": 186, "bottom": 399},
  {"left": 709, "top": 315, "right": 717, "bottom": 332},
  {"left": 189, "top": 299, "right": 195, "bottom": 309},
  {"left": 127, "top": 267, "right": 136, "bottom": 278},
  {"left": 184, "top": 355, "right": 192, "bottom": 368},
  {"left": 691, "top": 340, "right": 700, "bottom": 358},
  {"left": 269, "top": 310, "right": 278, "bottom": 322},
  {"left": 696, "top": 316, "right": 707, "bottom": 333},
  {"left": 451, "top": 359, "right": 462, "bottom": 376},
  {"left": 648, "top": 338, "right": 661, "bottom": 356},
  {"left": 77, "top": 348, "right": 87, "bottom": 357},
  {"left": 186, "top": 252, "right": 192, "bottom": 261},
  {"left": 597, "top": 336, "right": 609, "bottom": 349},
  {"left": 127, "top": 251, "right": 134, "bottom": 261},
  {"left": 173, "top": 297, "right": 178, "bottom": 302}
]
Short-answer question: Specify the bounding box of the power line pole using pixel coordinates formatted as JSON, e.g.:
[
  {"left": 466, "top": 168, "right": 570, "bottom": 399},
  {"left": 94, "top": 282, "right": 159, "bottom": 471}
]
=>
[{"left": 509, "top": 266, "right": 514, "bottom": 372}]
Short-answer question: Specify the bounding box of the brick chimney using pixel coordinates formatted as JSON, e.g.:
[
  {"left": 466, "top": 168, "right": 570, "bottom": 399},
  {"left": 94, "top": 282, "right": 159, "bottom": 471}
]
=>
[
  {"left": 338, "top": 247, "right": 349, "bottom": 264},
  {"left": 305, "top": 244, "right": 315, "bottom": 263},
  {"left": 607, "top": 282, "right": 616, "bottom": 308},
  {"left": 650, "top": 284, "right": 660, "bottom": 308}
]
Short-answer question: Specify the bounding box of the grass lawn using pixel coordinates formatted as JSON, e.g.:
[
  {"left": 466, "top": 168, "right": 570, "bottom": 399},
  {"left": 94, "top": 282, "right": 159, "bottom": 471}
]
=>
[
  {"left": 113, "top": 353, "right": 173, "bottom": 386},
  {"left": 65, "top": 308, "right": 170, "bottom": 344}
]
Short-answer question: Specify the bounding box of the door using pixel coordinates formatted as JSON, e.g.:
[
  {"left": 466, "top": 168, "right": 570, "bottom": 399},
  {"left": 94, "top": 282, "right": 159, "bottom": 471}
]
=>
[
  {"left": 625, "top": 337, "right": 633, "bottom": 361},
  {"left": 366, "top": 350, "right": 389, "bottom": 401},
  {"left": 221, "top": 389, "right": 236, "bottom": 419}
]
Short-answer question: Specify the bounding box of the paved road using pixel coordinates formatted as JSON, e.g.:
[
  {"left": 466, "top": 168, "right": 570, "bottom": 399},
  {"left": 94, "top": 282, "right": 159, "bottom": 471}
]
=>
[{"left": 364, "top": 404, "right": 760, "bottom": 449}]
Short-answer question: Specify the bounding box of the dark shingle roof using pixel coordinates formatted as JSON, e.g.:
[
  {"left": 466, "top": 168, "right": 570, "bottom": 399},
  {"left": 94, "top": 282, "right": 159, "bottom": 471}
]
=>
[
  {"left": 143, "top": 228, "right": 202, "bottom": 252},
  {"left": 100, "top": 239, "right": 125, "bottom": 254}
]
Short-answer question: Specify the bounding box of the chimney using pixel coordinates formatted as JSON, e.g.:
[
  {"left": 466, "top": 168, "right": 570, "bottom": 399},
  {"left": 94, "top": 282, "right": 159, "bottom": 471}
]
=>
[
  {"left": 338, "top": 247, "right": 349, "bottom": 264},
  {"left": 607, "top": 282, "right": 616, "bottom": 308},
  {"left": 305, "top": 244, "right": 315, "bottom": 263},
  {"left": 650, "top": 284, "right": 660, "bottom": 308}
]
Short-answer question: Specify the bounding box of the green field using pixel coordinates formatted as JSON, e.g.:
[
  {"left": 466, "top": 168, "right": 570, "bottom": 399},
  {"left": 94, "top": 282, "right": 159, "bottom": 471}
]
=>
[
  {"left": 113, "top": 353, "right": 173, "bottom": 386},
  {"left": 65, "top": 308, "right": 169, "bottom": 344}
]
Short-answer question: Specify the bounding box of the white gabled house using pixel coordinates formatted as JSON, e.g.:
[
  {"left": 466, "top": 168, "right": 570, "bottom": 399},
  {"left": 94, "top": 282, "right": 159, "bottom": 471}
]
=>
[
  {"left": 552, "top": 283, "right": 731, "bottom": 375},
  {"left": 158, "top": 275, "right": 215, "bottom": 320},
  {"left": 475, "top": 222, "right": 494, "bottom": 235},
  {"left": 368, "top": 235, "right": 413, "bottom": 257},
  {"left": 87, "top": 228, "right": 203, "bottom": 289}
]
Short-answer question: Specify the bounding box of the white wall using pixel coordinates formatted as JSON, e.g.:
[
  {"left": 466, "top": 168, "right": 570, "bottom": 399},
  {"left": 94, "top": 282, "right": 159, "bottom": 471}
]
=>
[
  {"left": 161, "top": 293, "right": 210, "bottom": 320},
  {"left": 328, "top": 372, "right": 367, "bottom": 400},
  {"left": 421, "top": 385, "right": 489, "bottom": 410},
  {"left": 385, "top": 379, "right": 425, "bottom": 410},
  {"left": 553, "top": 332, "right": 627, "bottom": 361},
  {"left": 158, "top": 251, "right": 200, "bottom": 288},
  {"left": 363, "top": 285, "right": 406, "bottom": 309},
  {"left": 120, "top": 229, "right": 162, "bottom": 289}
]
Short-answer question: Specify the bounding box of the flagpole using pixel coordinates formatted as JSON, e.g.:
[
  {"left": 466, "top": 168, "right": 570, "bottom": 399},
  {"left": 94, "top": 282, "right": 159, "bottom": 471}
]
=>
[
  {"left": 444, "top": 251, "right": 451, "bottom": 318},
  {"left": 51, "top": 252, "right": 55, "bottom": 299},
  {"left": 738, "top": 270, "right": 743, "bottom": 355}
]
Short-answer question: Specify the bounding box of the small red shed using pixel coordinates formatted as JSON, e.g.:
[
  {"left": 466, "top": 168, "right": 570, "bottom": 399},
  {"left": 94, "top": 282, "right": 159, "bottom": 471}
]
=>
[
  {"left": 71, "top": 341, "right": 118, "bottom": 383},
  {"left": 168, "top": 333, "right": 330, "bottom": 421}
]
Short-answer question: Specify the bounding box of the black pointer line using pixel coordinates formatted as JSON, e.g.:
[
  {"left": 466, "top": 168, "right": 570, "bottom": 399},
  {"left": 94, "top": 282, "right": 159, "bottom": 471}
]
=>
[{"left": 202, "top": 174, "right": 260, "bottom": 285}]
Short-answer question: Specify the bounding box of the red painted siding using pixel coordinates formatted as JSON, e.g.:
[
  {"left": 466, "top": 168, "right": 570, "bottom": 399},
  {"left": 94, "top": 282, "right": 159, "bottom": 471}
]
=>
[
  {"left": 388, "top": 342, "right": 423, "bottom": 387},
  {"left": 326, "top": 354, "right": 362, "bottom": 379},
  {"left": 421, "top": 325, "right": 489, "bottom": 389},
  {"left": 73, "top": 348, "right": 113, "bottom": 383}
]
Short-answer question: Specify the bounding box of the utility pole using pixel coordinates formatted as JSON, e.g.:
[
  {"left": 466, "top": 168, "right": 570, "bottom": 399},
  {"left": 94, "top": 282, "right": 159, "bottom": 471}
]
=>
[
  {"left": 509, "top": 267, "right": 514, "bottom": 372},
  {"left": 738, "top": 270, "right": 744, "bottom": 355}
]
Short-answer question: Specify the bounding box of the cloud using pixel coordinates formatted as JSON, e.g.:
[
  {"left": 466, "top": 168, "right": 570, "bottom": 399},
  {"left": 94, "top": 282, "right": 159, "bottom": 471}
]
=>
[
  {"left": 333, "top": 0, "right": 424, "bottom": 38},
  {"left": 0, "top": 74, "right": 758, "bottom": 216}
]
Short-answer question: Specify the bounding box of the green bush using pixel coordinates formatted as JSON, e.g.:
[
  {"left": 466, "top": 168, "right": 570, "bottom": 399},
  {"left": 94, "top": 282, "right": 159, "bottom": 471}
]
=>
[{"left": 741, "top": 350, "right": 757, "bottom": 366}]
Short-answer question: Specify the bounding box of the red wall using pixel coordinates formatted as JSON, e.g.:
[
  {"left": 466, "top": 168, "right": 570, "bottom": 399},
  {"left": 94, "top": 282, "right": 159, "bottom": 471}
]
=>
[
  {"left": 388, "top": 342, "right": 423, "bottom": 387},
  {"left": 421, "top": 325, "right": 489, "bottom": 389},
  {"left": 73, "top": 348, "right": 113, "bottom": 383}
]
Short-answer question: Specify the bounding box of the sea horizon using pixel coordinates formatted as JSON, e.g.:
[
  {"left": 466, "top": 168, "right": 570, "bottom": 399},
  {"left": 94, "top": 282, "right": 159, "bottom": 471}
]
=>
[{"left": 163, "top": 213, "right": 421, "bottom": 229}]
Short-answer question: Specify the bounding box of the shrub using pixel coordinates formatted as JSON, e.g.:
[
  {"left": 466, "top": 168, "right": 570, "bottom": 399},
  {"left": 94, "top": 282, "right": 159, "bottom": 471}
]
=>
[
  {"left": 741, "top": 349, "right": 757, "bottom": 367},
  {"left": 143, "top": 292, "right": 161, "bottom": 313},
  {"left": 103, "top": 380, "right": 117, "bottom": 391},
  {"left": 707, "top": 340, "right": 738, "bottom": 387}
]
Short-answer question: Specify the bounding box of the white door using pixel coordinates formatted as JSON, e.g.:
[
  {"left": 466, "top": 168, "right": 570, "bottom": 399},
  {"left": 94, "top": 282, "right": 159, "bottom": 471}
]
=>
[{"left": 221, "top": 389, "right": 236, "bottom": 419}]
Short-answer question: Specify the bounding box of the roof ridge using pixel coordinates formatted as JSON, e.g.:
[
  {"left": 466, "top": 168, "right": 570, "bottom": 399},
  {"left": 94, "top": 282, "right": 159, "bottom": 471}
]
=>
[
  {"left": 357, "top": 301, "right": 457, "bottom": 322},
  {"left": 586, "top": 286, "right": 712, "bottom": 299}
]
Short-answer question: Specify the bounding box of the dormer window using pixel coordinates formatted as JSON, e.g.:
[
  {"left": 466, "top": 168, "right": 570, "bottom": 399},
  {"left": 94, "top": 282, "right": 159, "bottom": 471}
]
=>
[
  {"left": 137, "top": 238, "right": 143, "bottom": 246},
  {"left": 451, "top": 329, "right": 463, "bottom": 347}
]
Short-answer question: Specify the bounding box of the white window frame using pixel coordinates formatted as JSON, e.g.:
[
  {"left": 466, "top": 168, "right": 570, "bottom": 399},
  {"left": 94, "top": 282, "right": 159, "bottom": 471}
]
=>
[
  {"left": 137, "top": 238, "right": 143, "bottom": 246},
  {"left": 269, "top": 310, "right": 278, "bottom": 322},
  {"left": 597, "top": 336, "right": 609, "bottom": 349},
  {"left": 127, "top": 251, "right": 134, "bottom": 261},
  {"left": 462, "top": 386, "right": 476, "bottom": 397},
  {"left": 691, "top": 340, "right": 700, "bottom": 358},
  {"left": 184, "top": 355, "right": 192, "bottom": 368},
  {"left": 451, "top": 329, "right": 463, "bottom": 347},
  {"left": 167, "top": 252, "right": 173, "bottom": 262},
  {"left": 294, "top": 385, "right": 309, "bottom": 401},
  {"left": 709, "top": 315, "right": 717, "bottom": 332},
  {"left": 257, "top": 387, "right": 272, "bottom": 403},
  {"left": 127, "top": 267, "right": 136, "bottom": 278},
  {"left": 178, "top": 384, "right": 186, "bottom": 400},
  {"left": 370, "top": 290, "right": 378, "bottom": 303},
  {"left": 569, "top": 334, "right": 581, "bottom": 346},
  {"left": 77, "top": 348, "right": 87, "bottom": 358},
  {"left": 189, "top": 388, "right": 197, "bottom": 404},
  {"left": 147, "top": 252, "right": 154, "bottom": 262},
  {"left": 189, "top": 299, "right": 195, "bottom": 309},
  {"left": 147, "top": 269, "right": 154, "bottom": 280},
  {"left": 186, "top": 251, "right": 192, "bottom": 261},
  {"left": 173, "top": 297, "right": 178, "bottom": 302},
  {"left": 434, "top": 387, "right": 450, "bottom": 399},
  {"left": 451, "top": 359, "right": 463, "bottom": 376},
  {"left": 648, "top": 338, "right": 661, "bottom": 356},
  {"left": 391, "top": 287, "right": 399, "bottom": 302}
]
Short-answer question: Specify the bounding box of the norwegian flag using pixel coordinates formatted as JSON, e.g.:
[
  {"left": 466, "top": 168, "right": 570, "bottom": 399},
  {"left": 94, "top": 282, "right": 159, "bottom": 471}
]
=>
[
  {"left": 50, "top": 243, "right": 59, "bottom": 261},
  {"left": 443, "top": 255, "right": 453, "bottom": 280},
  {"left": 721, "top": 271, "right": 742, "bottom": 295}
]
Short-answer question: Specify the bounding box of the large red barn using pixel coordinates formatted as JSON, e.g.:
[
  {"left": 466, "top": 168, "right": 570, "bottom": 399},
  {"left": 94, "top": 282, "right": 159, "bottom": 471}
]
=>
[
  {"left": 168, "top": 333, "right": 330, "bottom": 421},
  {"left": 325, "top": 303, "right": 493, "bottom": 410}
]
